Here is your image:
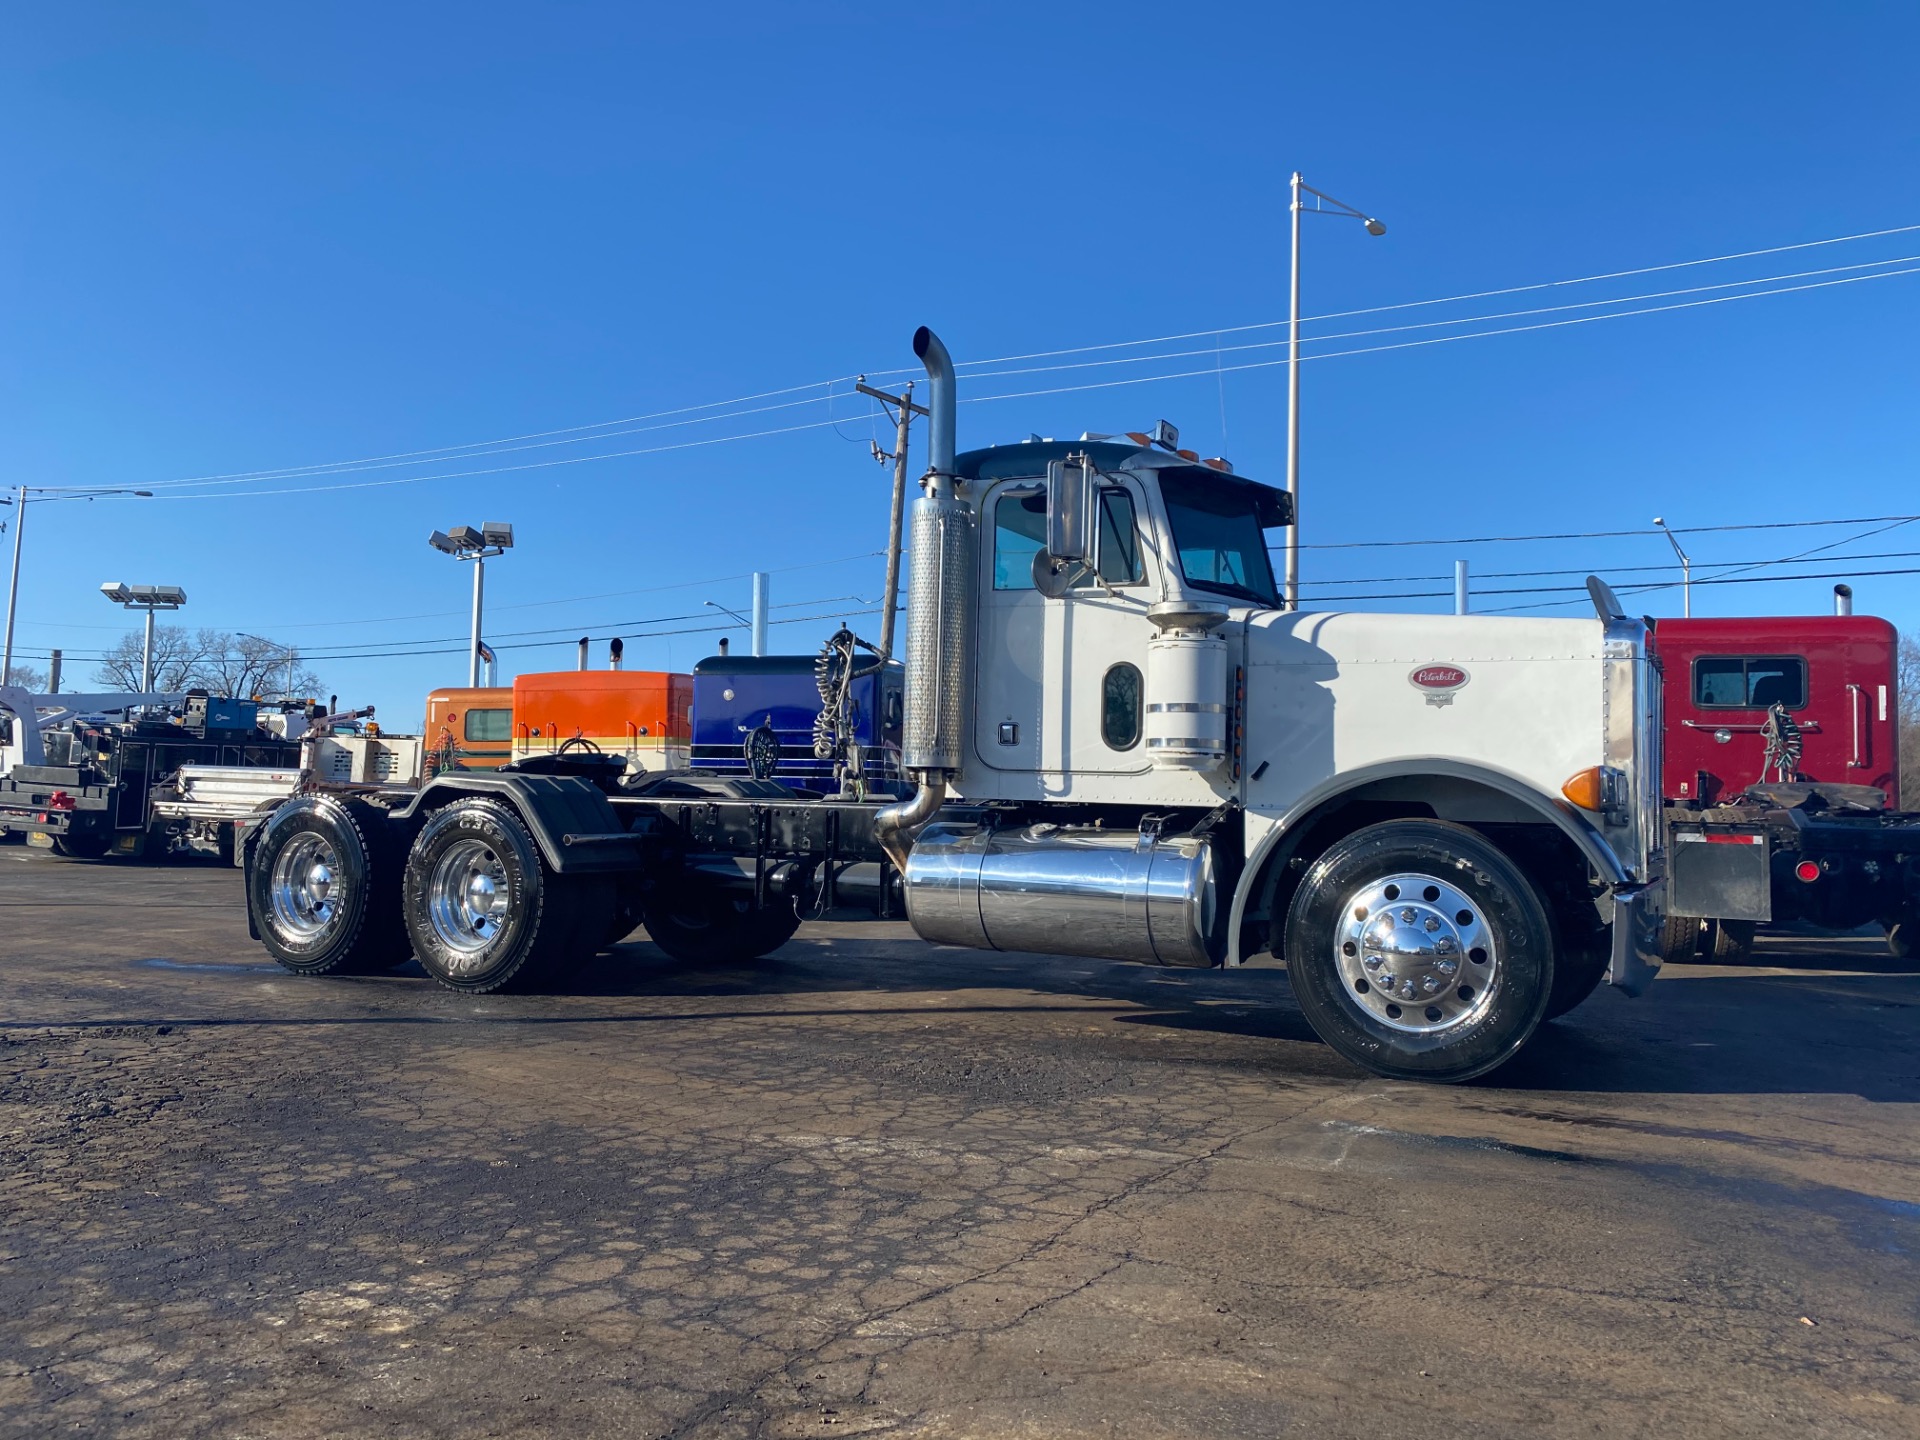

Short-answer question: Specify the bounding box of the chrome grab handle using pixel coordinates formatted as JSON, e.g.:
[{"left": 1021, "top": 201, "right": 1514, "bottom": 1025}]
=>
[
  {"left": 1848, "top": 684, "right": 1866, "bottom": 768},
  {"left": 1680, "top": 718, "right": 1820, "bottom": 732}
]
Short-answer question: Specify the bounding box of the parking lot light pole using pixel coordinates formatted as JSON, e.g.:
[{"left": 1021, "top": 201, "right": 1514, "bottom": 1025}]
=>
[
  {"left": 99, "top": 582, "right": 188, "bottom": 701},
  {"left": 1285, "top": 173, "right": 1387, "bottom": 610},
  {"left": 429, "top": 523, "right": 514, "bottom": 688},
  {"left": 1653, "top": 517, "right": 1692, "bottom": 617}
]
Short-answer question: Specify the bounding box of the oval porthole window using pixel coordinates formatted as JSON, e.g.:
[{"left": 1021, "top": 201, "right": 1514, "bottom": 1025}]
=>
[{"left": 1102, "top": 663, "right": 1143, "bottom": 750}]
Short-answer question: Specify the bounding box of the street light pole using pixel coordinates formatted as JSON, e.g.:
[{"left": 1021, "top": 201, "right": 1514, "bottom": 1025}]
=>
[
  {"left": 1654, "top": 518, "right": 1692, "bottom": 617},
  {"left": 2, "top": 484, "right": 25, "bottom": 686},
  {"left": 1283, "top": 173, "right": 1387, "bottom": 610},
  {"left": 469, "top": 555, "right": 485, "bottom": 688},
  {"left": 428, "top": 523, "right": 513, "bottom": 690},
  {"left": 5, "top": 487, "right": 153, "bottom": 688},
  {"left": 1285, "top": 175, "right": 1304, "bottom": 612}
]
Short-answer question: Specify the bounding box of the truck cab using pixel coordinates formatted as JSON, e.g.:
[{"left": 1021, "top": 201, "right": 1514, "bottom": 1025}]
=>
[{"left": 1653, "top": 615, "right": 1898, "bottom": 807}]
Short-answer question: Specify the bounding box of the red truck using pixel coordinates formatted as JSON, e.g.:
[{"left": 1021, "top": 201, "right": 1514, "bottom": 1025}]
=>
[{"left": 1653, "top": 602, "right": 1917, "bottom": 959}]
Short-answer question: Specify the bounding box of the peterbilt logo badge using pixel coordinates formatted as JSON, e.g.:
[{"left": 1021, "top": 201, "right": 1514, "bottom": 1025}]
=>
[{"left": 1409, "top": 664, "right": 1469, "bottom": 707}]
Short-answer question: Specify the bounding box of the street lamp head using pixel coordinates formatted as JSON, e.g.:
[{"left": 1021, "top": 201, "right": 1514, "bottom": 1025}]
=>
[
  {"left": 133, "top": 491, "right": 153, "bottom": 498},
  {"left": 1652, "top": 516, "right": 1666, "bottom": 528},
  {"left": 100, "top": 582, "right": 131, "bottom": 603},
  {"left": 447, "top": 525, "right": 483, "bottom": 551},
  {"left": 1364, "top": 218, "right": 1387, "bottom": 237},
  {"left": 480, "top": 521, "right": 514, "bottom": 550},
  {"left": 428, "top": 530, "right": 458, "bottom": 555}
]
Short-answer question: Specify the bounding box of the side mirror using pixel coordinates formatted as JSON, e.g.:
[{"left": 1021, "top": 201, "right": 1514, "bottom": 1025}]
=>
[{"left": 1046, "top": 455, "right": 1097, "bottom": 565}]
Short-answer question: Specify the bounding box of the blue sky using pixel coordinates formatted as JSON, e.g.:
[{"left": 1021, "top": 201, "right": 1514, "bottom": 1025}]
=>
[{"left": 3, "top": 2, "right": 1917, "bottom": 725}]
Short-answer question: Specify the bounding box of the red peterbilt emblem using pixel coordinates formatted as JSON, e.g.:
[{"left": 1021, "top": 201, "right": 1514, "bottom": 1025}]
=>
[{"left": 1409, "top": 664, "right": 1469, "bottom": 706}]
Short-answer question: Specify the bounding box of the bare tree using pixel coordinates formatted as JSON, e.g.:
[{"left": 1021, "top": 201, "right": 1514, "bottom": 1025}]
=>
[
  {"left": 1901, "top": 637, "right": 1920, "bottom": 806},
  {"left": 92, "top": 627, "right": 324, "bottom": 700},
  {"left": 2, "top": 663, "right": 46, "bottom": 692}
]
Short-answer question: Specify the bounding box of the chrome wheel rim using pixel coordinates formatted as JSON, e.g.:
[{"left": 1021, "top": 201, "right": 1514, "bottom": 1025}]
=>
[
  {"left": 1334, "top": 871, "right": 1499, "bottom": 1035},
  {"left": 270, "top": 833, "right": 343, "bottom": 940},
  {"left": 427, "top": 837, "right": 511, "bottom": 972}
]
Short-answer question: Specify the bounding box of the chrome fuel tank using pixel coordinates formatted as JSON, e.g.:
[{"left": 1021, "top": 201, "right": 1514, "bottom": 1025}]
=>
[{"left": 903, "top": 821, "right": 1217, "bottom": 967}]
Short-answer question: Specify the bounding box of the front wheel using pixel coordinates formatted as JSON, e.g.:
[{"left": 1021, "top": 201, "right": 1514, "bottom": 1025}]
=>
[{"left": 1283, "top": 820, "right": 1554, "bottom": 1083}]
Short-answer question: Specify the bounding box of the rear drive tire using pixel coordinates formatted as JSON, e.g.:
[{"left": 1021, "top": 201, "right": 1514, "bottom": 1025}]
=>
[
  {"left": 1283, "top": 819, "right": 1555, "bottom": 1083},
  {"left": 248, "top": 796, "right": 410, "bottom": 976},
  {"left": 50, "top": 832, "right": 110, "bottom": 860},
  {"left": 643, "top": 884, "right": 801, "bottom": 964},
  {"left": 1707, "top": 918, "right": 1757, "bottom": 963},
  {"left": 1657, "top": 913, "right": 1706, "bottom": 965},
  {"left": 402, "top": 797, "right": 590, "bottom": 993}
]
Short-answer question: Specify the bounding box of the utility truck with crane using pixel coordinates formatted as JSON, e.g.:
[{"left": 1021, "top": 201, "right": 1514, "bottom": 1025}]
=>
[{"left": 237, "top": 326, "right": 1666, "bottom": 1083}]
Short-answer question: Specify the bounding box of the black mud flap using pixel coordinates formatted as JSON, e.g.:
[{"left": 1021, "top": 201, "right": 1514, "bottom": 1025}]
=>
[{"left": 1670, "top": 830, "right": 1771, "bottom": 922}]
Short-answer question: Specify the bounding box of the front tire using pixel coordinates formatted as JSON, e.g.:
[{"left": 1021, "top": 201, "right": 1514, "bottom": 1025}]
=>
[
  {"left": 401, "top": 798, "right": 592, "bottom": 993},
  {"left": 248, "top": 797, "right": 409, "bottom": 975},
  {"left": 1283, "top": 820, "right": 1554, "bottom": 1083}
]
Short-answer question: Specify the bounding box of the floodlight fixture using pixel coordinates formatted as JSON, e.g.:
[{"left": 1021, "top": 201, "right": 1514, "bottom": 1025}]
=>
[
  {"left": 429, "top": 518, "right": 515, "bottom": 686},
  {"left": 98, "top": 579, "right": 188, "bottom": 700}
]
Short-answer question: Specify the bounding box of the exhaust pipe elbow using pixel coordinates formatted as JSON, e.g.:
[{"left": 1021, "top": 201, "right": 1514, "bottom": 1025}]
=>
[
  {"left": 874, "top": 778, "right": 946, "bottom": 875},
  {"left": 913, "top": 326, "right": 956, "bottom": 475}
]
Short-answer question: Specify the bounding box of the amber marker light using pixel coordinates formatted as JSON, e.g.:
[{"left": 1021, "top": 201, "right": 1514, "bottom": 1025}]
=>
[{"left": 1561, "top": 767, "right": 1607, "bottom": 811}]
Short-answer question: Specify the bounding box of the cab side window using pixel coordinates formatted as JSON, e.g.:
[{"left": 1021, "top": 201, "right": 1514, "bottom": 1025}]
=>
[
  {"left": 1693, "top": 656, "right": 1807, "bottom": 709},
  {"left": 465, "top": 707, "right": 512, "bottom": 742},
  {"left": 993, "top": 490, "right": 1047, "bottom": 589},
  {"left": 992, "top": 486, "right": 1143, "bottom": 590}
]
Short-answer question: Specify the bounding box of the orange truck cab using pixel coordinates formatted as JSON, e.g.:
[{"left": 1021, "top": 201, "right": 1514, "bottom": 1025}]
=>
[
  {"left": 511, "top": 669, "right": 692, "bottom": 774},
  {"left": 424, "top": 687, "right": 513, "bottom": 773}
]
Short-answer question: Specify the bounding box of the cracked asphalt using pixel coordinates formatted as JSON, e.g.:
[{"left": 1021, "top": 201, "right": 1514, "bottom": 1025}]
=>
[{"left": 3, "top": 844, "right": 1918, "bottom": 1439}]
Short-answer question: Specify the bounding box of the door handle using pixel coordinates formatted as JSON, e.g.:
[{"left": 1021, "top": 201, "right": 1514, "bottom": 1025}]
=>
[{"left": 1847, "top": 684, "right": 1867, "bottom": 768}]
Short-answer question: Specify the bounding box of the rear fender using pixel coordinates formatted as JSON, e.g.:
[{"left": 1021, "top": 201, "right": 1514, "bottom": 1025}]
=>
[{"left": 389, "top": 773, "right": 640, "bottom": 874}]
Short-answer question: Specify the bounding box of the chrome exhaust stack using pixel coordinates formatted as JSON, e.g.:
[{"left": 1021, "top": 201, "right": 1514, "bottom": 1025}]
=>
[{"left": 876, "top": 326, "right": 972, "bottom": 873}]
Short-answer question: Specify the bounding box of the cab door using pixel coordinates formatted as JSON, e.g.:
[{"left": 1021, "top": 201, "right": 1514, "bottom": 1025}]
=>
[{"left": 973, "top": 477, "right": 1156, "bottom": 783}]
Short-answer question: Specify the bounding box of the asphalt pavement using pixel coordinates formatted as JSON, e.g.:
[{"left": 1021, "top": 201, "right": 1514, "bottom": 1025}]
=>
[{"left": 3, "top": 843, "right": 1917, "bottom": 1439}]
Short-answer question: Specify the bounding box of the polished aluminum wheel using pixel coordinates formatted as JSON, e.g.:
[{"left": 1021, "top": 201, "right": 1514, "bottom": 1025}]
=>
[
  {"left": 269, "top": 833, "right": 343, "bottom": 940},
  {"left": 426, "top": 837, "right": 511, "bottom": 973},
  {"left": 1333, "top": 871, "right": 1499, "bottom": 1035}
]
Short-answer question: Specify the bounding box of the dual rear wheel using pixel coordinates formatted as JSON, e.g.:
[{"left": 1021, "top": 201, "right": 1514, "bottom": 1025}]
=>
[{"left": 251, "top": 795, "right": 801, "bottom": 991}]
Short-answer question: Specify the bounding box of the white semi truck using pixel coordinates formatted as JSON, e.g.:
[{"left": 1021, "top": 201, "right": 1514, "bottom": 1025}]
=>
[{"left": 238, "top": 326, "right": 1665, "bottom": 1083}]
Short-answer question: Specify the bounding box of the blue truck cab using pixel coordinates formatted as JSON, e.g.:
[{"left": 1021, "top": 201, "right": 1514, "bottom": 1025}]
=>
[{"left": 691, "top": 654, "right": 905, "bottom": 790}]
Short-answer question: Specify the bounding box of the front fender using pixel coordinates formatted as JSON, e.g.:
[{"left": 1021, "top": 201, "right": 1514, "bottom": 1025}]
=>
[{"left": 1227, "top": 758, "right": 1634, "bottom": 966}]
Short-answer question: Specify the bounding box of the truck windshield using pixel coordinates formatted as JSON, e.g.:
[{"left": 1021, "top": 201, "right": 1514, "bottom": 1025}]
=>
[{"left": 1160, "top": 469, "right": 1280, "bottom": 607}]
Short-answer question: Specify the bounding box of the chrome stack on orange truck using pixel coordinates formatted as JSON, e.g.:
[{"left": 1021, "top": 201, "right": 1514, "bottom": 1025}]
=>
[{"left": 1654, "top": 593, "right": 1920, "bottom": 959}]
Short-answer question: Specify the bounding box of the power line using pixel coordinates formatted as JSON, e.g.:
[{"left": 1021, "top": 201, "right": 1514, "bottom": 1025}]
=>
[
  {"left": 126, "top": 220, "right": 1920, "bottom": 499},
  {"left": 1303, "top": 545, "right": 1920, "bottom": 589},
  {"left": 141, "top": 263, "right": 1920, "bottom": 504},
  {"left": 1289, "top": 512, "right": 1920, "bottom": 553}
]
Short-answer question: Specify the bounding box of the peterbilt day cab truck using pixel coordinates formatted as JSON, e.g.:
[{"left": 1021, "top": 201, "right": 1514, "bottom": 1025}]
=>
[
  {"left": 1653, "top": 609, "right": 1920, "bottom": 959},
  {"left": 238, "top": 326, "right": 1665, "bottom": 1084}
]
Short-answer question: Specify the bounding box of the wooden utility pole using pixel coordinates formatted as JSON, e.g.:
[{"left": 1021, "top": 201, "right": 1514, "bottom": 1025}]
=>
[{"left": 854, "top": 377, "right": 929, "bottom": 660}]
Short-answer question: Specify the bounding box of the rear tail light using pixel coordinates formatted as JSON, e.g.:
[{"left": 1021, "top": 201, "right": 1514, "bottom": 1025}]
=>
[{"left": 1795, "top": 860, "right": 1821, "bottom": 883}]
